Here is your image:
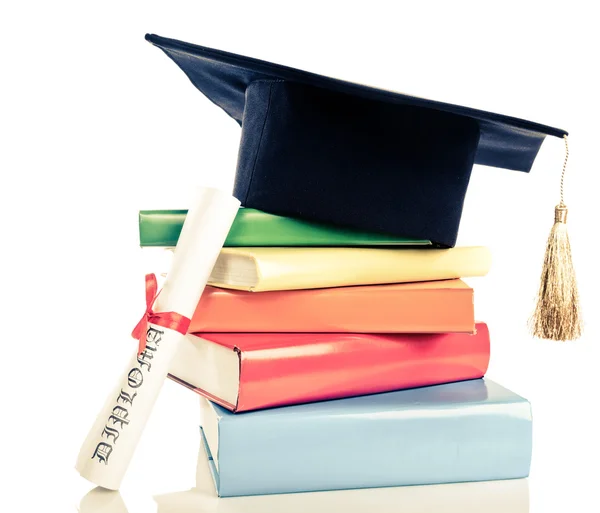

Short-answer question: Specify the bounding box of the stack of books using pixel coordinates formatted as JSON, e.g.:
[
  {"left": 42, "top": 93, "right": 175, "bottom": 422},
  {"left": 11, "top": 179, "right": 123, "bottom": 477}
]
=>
[{"left": 140, "top": 208, "right": 533, "bottom": 498}]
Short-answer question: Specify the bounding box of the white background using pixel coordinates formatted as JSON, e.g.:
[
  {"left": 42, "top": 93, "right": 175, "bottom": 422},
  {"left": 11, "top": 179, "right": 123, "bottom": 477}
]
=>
[{"left": 1, "top": 1, "right": 599, "bottom": 511}]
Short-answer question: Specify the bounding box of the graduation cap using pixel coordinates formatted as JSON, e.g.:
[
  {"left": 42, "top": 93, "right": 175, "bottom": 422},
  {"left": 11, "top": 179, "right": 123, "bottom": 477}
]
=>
[{"left": 145, "top": 34, "right": 582, "bottom": 341}]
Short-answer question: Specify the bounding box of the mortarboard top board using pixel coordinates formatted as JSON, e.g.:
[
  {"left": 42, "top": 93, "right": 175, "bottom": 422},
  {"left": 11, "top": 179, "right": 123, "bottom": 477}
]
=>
[{"left": 145, "top": 33, "right": 567, "bottom": 248}]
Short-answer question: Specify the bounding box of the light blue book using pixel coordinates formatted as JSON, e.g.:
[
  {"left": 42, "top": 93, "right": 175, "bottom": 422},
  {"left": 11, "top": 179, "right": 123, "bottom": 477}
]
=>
[{"left": 200, "top": 378, "right": 532, "bottom": 497}]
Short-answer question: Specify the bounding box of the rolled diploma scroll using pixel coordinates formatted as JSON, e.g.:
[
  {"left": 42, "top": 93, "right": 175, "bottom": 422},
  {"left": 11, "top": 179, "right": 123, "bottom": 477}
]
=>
[{"left": 76, "top": 187, "right": 240, "bottom": 490}]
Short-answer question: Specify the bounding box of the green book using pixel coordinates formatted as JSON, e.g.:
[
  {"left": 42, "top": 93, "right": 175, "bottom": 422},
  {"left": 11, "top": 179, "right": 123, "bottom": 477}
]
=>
[{"left": 138, "top": 208, "right": 431, "bottom": 247}]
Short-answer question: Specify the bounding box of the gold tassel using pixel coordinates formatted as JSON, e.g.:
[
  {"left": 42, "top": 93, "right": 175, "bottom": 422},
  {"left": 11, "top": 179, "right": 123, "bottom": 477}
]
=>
[{"left": 529, "top": 135, "right": 582, "bottom": 341}]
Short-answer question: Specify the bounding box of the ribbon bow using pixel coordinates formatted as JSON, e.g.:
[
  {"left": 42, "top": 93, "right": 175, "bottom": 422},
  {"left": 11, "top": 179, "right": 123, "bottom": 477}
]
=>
[{"left": 131, "top": 273, "right": 191, "bottom": 354}]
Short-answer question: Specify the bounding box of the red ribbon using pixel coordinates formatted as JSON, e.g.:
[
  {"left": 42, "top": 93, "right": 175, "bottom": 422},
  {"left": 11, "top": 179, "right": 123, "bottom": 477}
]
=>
[{"left": 131, "top": 273, "right": 191, "bottom": 355}]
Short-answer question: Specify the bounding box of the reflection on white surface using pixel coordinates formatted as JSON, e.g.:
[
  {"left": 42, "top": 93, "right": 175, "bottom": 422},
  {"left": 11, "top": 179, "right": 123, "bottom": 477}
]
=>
[
  {"left": 78, "top": 442, "right": 529, "bottom": 513},
  {"left": 154, "top": 482, "right": 530, "bottom": 513},
  {"left": 79, "top": 487, "right": 129, "bottom": 513}
]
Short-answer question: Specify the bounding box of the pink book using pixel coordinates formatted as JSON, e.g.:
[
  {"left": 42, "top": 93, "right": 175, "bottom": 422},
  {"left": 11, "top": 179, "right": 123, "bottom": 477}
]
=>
[{"left": 168, "top": 323, "right": 490, "bottom": 412}]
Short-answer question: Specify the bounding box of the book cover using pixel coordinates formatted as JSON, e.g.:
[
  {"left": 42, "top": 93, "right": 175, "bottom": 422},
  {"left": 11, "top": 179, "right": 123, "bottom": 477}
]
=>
[
  {"left": 190, "top": 279, "right": 474, "bottom": 333},
  {"left": 139, "top": 208, "right": 430, "bottom": 247},
  {"left": 151, "top": 444, "right": 530, "bottom": 512},
  {"left": 200, "top": 379, "right": 532, "bottom": 497},
  {"left": 208, "top": 246, "right": 491, "bottom": 292},
  {"left": 169, "top": 324, "right": 490, "bottom": 412}
]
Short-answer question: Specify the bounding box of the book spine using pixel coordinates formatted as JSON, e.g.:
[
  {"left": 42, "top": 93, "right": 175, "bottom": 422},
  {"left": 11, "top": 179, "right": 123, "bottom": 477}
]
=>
[
  {"left": 140, "top": 209, "right": 429, "bottom": 247},
  {"left": 214, "top": 386, "right": 532, "bottom": 496},
  {"left": 248, "top": 246, "right": 491, "bottom": 292},
  {"left": 191, "top": 282, "right": 474, "bottom": 333},
  {"left": 234, "top": 325, "right": 489, "bottom": 411},
  {"left": 192, "top": 432, "right": 530, "bottom": 510}
]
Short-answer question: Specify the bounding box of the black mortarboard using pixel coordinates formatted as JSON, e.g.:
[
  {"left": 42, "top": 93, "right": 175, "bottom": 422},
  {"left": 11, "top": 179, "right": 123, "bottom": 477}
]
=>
[{"left": 145, "top": 33, "right": 567, "bottom": 249}]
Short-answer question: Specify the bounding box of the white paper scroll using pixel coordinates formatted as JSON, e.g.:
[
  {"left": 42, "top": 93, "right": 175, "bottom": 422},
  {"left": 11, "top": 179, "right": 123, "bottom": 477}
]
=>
[{"left": 76, "top": 187, "right": 240, "bottom": 490}]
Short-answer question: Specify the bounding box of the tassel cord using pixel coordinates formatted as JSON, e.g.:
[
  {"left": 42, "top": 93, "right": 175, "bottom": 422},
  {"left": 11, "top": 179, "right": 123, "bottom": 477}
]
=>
[{"left": 559, "top": 134, "right": 569, "bottom": 208}]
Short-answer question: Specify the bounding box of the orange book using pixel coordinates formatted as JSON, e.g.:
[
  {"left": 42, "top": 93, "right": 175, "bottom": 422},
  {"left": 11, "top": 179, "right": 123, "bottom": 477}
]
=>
[{"left": 190, "top": 279, "right": 474, "bottom": 333}]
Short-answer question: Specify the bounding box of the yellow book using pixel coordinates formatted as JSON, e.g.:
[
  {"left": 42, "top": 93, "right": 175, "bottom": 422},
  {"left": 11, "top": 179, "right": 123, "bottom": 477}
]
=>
[{"left": 208, "top": 247, "right": 491, "bottom": 292}]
